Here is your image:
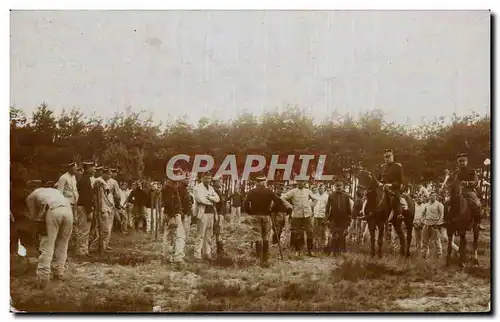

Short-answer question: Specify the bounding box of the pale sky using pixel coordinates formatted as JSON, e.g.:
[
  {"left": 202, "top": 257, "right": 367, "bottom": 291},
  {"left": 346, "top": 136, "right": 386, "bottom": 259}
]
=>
[{"left": 10, "top": 10, "right": 490, "bottom": 125}]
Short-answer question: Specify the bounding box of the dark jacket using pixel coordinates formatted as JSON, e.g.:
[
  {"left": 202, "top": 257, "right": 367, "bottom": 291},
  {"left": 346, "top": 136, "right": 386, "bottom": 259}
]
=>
[
  {"left": 271, "top": 192, "right": 288, "bottom": 214},
  {"left": 231, "top": 192, "right": 243, "bottom": 207},
  {"left": 376, "top": 162, "right": 403, "bottom": 190},
  {"left": 243, "top": 186, "right": 281, "bottom": 215},
  {"left": 77, "top": 173, "right": 94, "bottom": 212},
  {"left": 162, "top": 184, "right": 182, "bottom": 217},
  {"left": 326, "top": 191, "right": 352, "bottom": 229},
  {"left": 454, "top": 167, "right": 478, "bottom": 192},
  {"left": 177, "top": 182, "right": 193, "bottom": 216},
  {"left": 213, "top": 186, "right": 225, "bottom": 215},
  {"left": 127, "top": 188, "right": 149, "bottom": 208}
]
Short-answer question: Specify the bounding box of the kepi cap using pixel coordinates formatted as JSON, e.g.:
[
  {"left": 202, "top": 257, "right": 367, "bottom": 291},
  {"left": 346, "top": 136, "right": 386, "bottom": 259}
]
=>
[
  {"left": 82, "top": 161, "right": 95, "bottom": 168},
  {"left": 64, "top": 161, "right": 76, "bottom": 167},
  {"left": 255, "top": 175, "right": 267, "bottom": 182}
]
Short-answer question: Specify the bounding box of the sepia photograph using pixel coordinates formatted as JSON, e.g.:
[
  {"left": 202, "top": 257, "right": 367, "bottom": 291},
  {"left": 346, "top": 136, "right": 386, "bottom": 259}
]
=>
[{"left": 9, "top": 9, "right": 491, "bottom": 313}]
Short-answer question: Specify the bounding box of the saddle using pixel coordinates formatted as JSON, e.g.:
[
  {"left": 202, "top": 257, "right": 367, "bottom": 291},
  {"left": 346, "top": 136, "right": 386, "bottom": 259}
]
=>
[
  {"left": 385, "top": 190, "right": 408, "bottom": 210},
  {"left": 386, "top": 196, "right": 408, "bottom": 222}
]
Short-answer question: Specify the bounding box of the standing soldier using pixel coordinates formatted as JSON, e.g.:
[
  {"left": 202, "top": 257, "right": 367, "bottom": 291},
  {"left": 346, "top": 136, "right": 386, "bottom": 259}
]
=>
[
  {"left": 127, "top": 181, "right": 149, "bottom": 232},
  {"left": 56, "top": 161, "right": 79, "bottom": 250},
  {"left": 281, "top": 176, "right": 318, "bottom": 258},
  {"left": 162, "top": 170, "right": 185, "bottom": 264},
  {"left": 108, "top": 168, "right": 122, "bottom": 234},
  {"left": 270, "top": 183, "right": 288, "bottom": 247},
  {"left": 312, "top": 184, "right": 330, "bottom": 253},
  {"left": 176, "top": 169, "right": 194, "bottom": 243},
  {"left": 373, "top": 149, "right": 404, "bottom": 220},
  {"left": 118, "top": 181, "right": 132, "bottom": 233},
  {"left": 75, "top": 161, "right": 95, "bottom": 257},
  {"left": 229, "top": 186, "right": 243, "bottom": 224},
  {"left": 211, "top": 176, "right": 226, "bottom": 254},
  {"left": 326, "top": 177, "right": 352, "bottom": 256},
  {"left": 93, "top": 168, "right": 115, "bottom": 251},
  {"left": 193, "top": 172, "right": 220, "bottom": 261},
  {"left": 26, "top": 187, "right": 73, "bottom": 288},
  {"left": 243, "top": 176, "right": 281, "bottom": 267}
]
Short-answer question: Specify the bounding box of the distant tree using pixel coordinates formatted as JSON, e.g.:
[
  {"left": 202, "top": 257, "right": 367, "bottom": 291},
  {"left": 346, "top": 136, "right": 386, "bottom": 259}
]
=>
[{"left": 8, "top": 101, "right": 490, "bottom": 187}]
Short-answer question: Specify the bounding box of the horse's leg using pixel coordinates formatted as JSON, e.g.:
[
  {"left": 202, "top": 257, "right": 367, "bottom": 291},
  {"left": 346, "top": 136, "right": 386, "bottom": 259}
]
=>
[
  {"left": 405, "top": 218, "right": 413, "bottom": 257},
  {"left": 446, "top": 228, "right": 452, "bottom": 267},
  {"left": 377, "top": 223, "right": 384, "bottom": 258},
  {"left": 459, "top": 232, "right": 467, "bottom": 269},
  {"left": 473, "top": 225, "right": 479, "bottom": 267},
  {"left": 368, "top": 221, "right": 376, "bottom": 257},
  {"left": 392, "top": 220, "right": 406, "bottom": 257}
]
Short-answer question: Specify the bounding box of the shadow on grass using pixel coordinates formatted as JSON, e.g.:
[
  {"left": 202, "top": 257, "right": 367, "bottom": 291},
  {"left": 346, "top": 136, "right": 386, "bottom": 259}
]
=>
[{"left": 11, "top": 279, "right": 154, "bottom": 312}]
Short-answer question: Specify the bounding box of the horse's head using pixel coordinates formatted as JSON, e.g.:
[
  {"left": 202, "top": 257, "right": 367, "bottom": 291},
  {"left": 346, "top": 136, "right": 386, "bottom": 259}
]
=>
[{"left": 357, "top": 169, "right": 376, "bottom": 189}]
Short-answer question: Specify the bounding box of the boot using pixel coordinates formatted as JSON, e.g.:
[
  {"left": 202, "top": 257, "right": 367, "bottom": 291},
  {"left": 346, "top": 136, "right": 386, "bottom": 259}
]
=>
[
  {"left": 216, "top": 240, "right": 224, "bottom": 256},
  {"left": 306, "top": 239, "right": 315, "bottom": 257},
  {"left": 255, "top": 241, "right": 262, "bottom": 259},
  {"left": 261, "top": 240, "right": 270, "bottom": 268}
]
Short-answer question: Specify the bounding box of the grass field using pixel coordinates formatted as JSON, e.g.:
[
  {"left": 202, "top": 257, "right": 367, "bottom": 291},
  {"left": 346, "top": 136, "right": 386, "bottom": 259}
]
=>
[{"left": 10, "top": 216, "right": 491, "bottom": 313}]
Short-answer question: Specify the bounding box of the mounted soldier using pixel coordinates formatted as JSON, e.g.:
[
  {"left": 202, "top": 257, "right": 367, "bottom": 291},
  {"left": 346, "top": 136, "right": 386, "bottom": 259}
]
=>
[
  {"left": 442, "top": 153, "right": 483, "bottom": 268},
  {"left": 374, "top": 149, "right": 404, "bottom": 220},
  {"left": 449, "top": 153, "right": 483, "bottom": 231}
]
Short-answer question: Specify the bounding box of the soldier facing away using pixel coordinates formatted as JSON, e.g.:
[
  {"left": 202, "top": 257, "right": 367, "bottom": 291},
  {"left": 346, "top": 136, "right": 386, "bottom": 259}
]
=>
[
  {"left": 26, "top": 187, "right": 74, "bottom": 288},
  {"left": 243, "top": 175, "right": 282, "bottom": 268}
]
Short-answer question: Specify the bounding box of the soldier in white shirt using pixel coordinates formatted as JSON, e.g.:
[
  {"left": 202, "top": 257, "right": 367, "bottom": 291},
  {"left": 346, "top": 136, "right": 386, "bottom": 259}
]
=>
[
  {"left": 119, "top": 181, "right": 132, "bottom": 232},
  {"left": 193, "top": 172, "right": 220, "bottom": 261},
  {"left": 413, "top": 195, "right": 425, "bottom": 253},
  {"left": 312, "top": 184, "right": 330, "bottom": 253},
  {"left": 26, "top": 187, "right": 73, "bottom": 288},
  {"left": 281, "top": 178, "right": 319, "bottom": 258},
  {"left": 56, "top": 161, "right": 79, "bottom": 250},
  {"left": 93, "top": 168, "right": 115, "bottom": 250},
  {"left": 56, "top": 161, "right": 79, "bottom": 207},
  {"left": 421, "top": 192, "right": 445, "bottom": 258}
]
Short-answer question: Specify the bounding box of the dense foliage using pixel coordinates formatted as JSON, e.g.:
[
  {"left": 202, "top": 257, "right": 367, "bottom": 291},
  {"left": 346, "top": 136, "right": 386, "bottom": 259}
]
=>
[{"left": 10, "top": 103, "right": 490, "bottom": 185}]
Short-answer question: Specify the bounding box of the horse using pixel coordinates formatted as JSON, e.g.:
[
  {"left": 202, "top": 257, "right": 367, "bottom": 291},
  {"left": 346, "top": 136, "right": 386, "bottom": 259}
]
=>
[
  {"left": 445, "top": 178, "right": 480, "bottom": 269},
  {"left": 357, "top": 170, "right": 415, "bottom": 257}
]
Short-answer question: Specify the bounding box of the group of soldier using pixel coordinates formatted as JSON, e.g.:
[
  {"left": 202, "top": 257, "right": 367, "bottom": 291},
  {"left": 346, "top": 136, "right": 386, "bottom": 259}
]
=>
[{"left": 10, "top": 148, "right": 486, "bottom": 288}]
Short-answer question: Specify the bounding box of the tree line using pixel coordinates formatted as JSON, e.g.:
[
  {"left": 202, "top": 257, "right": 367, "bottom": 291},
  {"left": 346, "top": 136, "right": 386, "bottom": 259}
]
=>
[{"left": 10, "top": 103, "right": 491, "bottom": 186}]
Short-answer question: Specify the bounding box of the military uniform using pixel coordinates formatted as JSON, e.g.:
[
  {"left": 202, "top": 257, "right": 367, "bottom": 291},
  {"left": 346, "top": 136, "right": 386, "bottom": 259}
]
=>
[
  {"left": 56, "top": 162, "right": 79, "bottom": 250},
  {"left": 376, "top": 161, "right": 404, "bottom": 215},
  {"left": 75, "top": 161, "right": 95, "bottom": 256},
  {"left": 162, "top": 180, "right": 185, "bottom": 263},
  {"left": 177, "top": 181, "right": 194, "bottom": 239},
  {"left": 326, "top": 189, "right": 352, "bottom": 255},
  {"left": 453, "top": 166, "right": 481, "bottom": 222},
  {"left": 26, "top": 188, "right": 73, "bottom": 284},
  {"left": 243, "top": 177, "right": 281, "bottom": 267}
]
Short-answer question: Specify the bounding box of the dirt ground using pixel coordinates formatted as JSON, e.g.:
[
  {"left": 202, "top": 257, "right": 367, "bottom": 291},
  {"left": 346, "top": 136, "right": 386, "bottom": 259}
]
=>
[{"left": 10, "top": 216, "right": 491, "bottom": 313}]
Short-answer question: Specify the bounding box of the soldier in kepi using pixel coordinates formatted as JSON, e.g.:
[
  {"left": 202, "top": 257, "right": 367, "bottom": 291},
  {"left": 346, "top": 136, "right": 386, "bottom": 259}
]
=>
[
  {"left": 243, "top": 175, "right": 282, "bottom": 268},
  {"left": 161, "top": 168, "right": 185, "bottom": 264},
  {"left": 452, "top": 153, "right": 484, "bottom": 230},
  {"left": 56, "top": 161, "right": 79, "bottom": 250},
  {"left": 369, "top": 149, "right": 404, "bottom": 220},
  {"left": 75, "top": 161, "right": 96, "bottom": 258}
]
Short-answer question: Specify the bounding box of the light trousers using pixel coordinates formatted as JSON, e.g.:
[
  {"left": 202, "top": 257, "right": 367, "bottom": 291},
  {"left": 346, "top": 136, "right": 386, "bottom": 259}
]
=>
[{"left": 37, "top": 206, "right": 73, "bottom": 280}]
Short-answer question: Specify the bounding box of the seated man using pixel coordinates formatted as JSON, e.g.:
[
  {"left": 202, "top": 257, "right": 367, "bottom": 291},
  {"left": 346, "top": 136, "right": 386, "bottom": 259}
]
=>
[
  {"left": 376, "top": 149, "right": 404, "bottom": 220},
  {"left": 452, "top": 153, "right": 484, "bottom": 230}
]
